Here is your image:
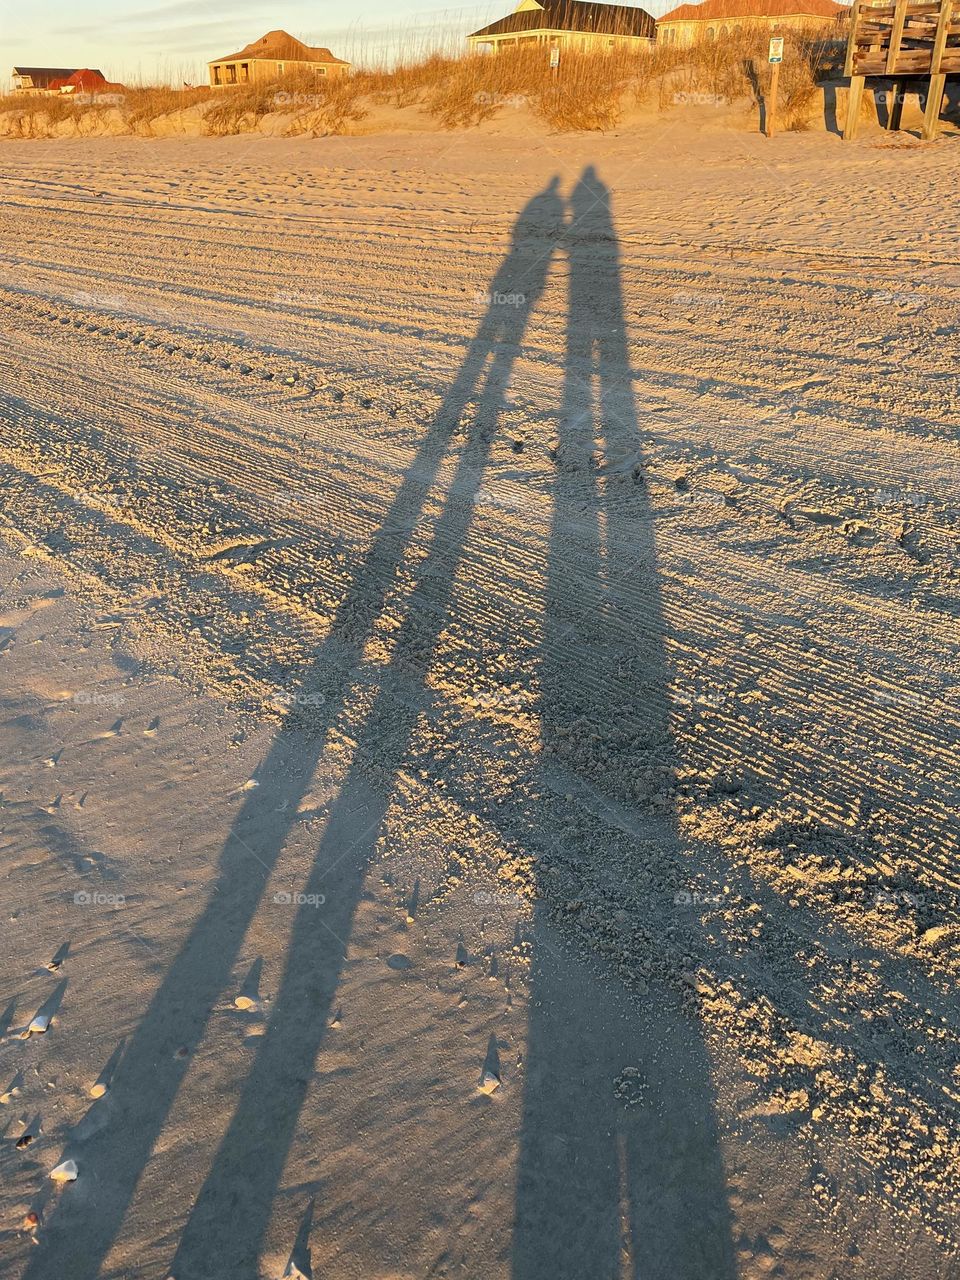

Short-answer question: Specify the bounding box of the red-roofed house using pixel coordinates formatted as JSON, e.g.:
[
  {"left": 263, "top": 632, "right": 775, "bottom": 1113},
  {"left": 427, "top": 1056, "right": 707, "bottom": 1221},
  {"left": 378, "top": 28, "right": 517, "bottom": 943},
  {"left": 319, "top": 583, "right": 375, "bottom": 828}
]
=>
[
  {"left": 48, "top": 68, "right": 125, "bottom": 94},
  {"left": 656, "top": 0, "right": 848, "bottom": 44}
]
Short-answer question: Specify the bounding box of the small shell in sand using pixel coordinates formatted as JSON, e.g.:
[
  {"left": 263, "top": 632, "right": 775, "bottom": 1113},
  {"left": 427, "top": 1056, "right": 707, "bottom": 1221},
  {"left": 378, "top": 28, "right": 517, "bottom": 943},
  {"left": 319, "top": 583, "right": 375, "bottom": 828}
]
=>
[
  {"left": 477, "top": 1069, "right": 501, "bottom": 1095},
  {"left": 21, "top": 1014, "right": 50, "bottom": 1039},
  {"left": 50, "top": 1159, "right": 78, "bottom": 1183}
]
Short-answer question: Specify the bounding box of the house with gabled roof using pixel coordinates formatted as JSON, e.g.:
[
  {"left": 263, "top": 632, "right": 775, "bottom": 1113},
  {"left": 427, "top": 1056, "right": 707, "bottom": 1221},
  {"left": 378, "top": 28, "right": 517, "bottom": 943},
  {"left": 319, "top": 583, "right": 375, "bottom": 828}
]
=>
[
  {"left": 207, "top": 29, "right": 350, "bottom": 87},
  {"left": 12, "top": 67, "right": 99, "bottom": 93},
  {"left": 49, "top": 69, "right": 125, "bottom": 95},
  {"left": 467, "top": 0, "right": 656, "bottom": 53},
  {"left": 656, "top": 0, "right": 847, "bottom": 45}
]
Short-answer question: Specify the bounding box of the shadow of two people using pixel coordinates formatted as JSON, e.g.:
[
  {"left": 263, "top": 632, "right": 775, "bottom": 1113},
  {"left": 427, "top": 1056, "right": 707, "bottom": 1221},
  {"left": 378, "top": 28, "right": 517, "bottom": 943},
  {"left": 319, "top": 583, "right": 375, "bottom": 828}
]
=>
[{"left": 22, "top": 168, "right": 735, "bottom": 1280}]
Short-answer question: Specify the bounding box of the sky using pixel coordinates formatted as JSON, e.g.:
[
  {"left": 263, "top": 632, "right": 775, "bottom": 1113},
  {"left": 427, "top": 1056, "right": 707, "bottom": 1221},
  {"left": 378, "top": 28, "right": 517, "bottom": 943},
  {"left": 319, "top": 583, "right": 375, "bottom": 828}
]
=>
[{"left": 0, "top": 0, "right": 531, "bottom": 84}]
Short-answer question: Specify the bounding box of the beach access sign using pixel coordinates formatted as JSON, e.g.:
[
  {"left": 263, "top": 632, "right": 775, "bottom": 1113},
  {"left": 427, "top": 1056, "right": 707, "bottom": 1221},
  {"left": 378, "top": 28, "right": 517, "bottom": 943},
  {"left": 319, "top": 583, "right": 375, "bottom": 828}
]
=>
[
  {"left": 549, "top": 46, "right": 560, "bottom": 67},
  {"left": 768, "top": 37, "right": 784, "bottom": 63}
]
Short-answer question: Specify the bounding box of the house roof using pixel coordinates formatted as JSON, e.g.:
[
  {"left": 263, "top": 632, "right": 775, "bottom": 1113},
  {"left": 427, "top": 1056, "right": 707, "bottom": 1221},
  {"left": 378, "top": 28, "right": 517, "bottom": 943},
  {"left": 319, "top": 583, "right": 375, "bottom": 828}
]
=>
[
  {"left": 13, "top": 66, "right": 100, "bottom": 87},
  {"left": 658, "top": 0, "right": 846, "bottom": 21},
  {"left": 469, "top": 1, "right": 656, "bottom": 39},
  {"left": 209, "top": 29, "right": 348, "bottom": 65},
  {"left": 49, "top": 68, "right": 124, "bottom": 92}
]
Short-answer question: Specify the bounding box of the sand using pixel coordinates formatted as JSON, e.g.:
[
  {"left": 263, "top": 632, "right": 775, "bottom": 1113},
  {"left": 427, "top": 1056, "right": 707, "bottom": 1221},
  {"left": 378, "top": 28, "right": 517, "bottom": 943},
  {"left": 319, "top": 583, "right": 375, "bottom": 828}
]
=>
[{"left": 0, "top": 121, "right": 959, "bottom": 1279}]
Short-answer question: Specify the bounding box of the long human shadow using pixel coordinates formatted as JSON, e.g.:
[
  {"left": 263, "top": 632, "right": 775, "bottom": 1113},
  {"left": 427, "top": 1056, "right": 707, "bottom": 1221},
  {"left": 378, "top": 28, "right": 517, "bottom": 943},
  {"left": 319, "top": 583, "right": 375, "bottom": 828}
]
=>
[
  {"left": 24, "top": 178, "right": 564, "bottom": 1280},
  {"left": 510, "top": 168, "right": 737, "bottom": 1279}
]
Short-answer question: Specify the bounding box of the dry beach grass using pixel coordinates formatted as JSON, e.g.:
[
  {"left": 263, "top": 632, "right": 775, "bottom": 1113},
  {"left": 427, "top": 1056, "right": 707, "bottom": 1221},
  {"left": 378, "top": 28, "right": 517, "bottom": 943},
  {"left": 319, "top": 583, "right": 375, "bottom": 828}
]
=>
[{"left": 0, "top": 30, "right": 848, "bottom": 137}]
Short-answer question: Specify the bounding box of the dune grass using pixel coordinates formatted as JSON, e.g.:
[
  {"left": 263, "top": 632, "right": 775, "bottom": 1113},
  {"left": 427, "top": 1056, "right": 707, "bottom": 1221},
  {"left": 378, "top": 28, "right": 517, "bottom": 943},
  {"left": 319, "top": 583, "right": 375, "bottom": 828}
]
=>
[
  {"left": 365, "top": 29, "right": 846, "bottom": 132},
  {"left": 0, "top": 30, "right": 847, "bottom": 137}
]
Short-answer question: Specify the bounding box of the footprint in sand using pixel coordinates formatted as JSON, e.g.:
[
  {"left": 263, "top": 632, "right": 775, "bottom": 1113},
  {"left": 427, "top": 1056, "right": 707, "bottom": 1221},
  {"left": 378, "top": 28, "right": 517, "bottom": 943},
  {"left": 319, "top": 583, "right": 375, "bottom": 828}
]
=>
[{"left": 386, "top": 953, "right": 412, "bottom": 971}]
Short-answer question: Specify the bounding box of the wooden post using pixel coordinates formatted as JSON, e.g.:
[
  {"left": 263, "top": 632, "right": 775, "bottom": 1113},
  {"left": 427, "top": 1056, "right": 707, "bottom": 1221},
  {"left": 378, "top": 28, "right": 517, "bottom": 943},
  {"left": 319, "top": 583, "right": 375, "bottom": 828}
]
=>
[
  {"left": 885, "top": 0, "right": 908, "bottom": 72},
  {"left": 887, "top": 79, "right": 905, "bottom": 129},
  {"left": 844, "top": 0, "right": 863, "bottom": 78},
  {"left": 843, "top": 74, "right": 866, "bottom": 139},
  {"left": 922, "top": 72, "right": 946, "bottom": 138},
  {"left": 766, "top": 60, "right": 781, "bottom": 136},
  {"left": 922, "top": 0, "right": 952, "bottom": 139},
  {"left": 765, "top": 35, "right": 784, "bottom": 136}
]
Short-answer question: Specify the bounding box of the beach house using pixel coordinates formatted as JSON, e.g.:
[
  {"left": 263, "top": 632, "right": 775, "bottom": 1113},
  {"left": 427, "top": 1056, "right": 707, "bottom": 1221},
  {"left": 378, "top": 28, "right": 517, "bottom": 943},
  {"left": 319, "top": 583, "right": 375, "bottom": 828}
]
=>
[
  {"left": 467, "top": 0, "right": 656, "bottom": 53},
  {"left": 207, "top": 30, "right": 350, "bottom": 87},
  {"left": 656, "top": 0, "right": 847, "bottom": 45},
  {"left": 11, "top": 67, "right": 95, "bottom": 93}
]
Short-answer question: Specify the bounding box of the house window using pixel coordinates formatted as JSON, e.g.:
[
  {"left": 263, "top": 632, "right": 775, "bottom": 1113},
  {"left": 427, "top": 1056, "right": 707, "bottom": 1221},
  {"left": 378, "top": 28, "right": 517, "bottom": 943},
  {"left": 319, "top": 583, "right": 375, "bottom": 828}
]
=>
[
  {"left": 706, "top": 26, "right": 715, "bottom": 39},
  {"left": 277, "top": 62, "right": 284, "bottom": 73},
  {"left": 226, "top": 64, "right": 237, "bottom": 83},
  {"left": 213, "top": 65, "right": 222, "bottom": 85},
  {"left": 318, "top": 65, "right": 327, "bottom": 74},
  {"left": 240, "top": 62, "right": 249, "bottom": 82}
]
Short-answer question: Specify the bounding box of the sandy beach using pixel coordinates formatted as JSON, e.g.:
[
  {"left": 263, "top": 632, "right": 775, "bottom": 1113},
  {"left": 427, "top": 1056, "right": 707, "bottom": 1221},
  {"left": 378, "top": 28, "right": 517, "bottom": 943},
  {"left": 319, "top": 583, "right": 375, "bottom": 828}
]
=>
[{"left": 1, "top": 122, "right": 959, "bottom": 1279}]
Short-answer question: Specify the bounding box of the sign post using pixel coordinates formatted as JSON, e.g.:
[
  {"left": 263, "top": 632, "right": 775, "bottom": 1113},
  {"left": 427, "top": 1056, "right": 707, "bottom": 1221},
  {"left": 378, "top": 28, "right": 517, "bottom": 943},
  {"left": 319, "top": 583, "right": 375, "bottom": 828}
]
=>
[{"left": 766, "top": 36, "right": 784, "bottom": 136}]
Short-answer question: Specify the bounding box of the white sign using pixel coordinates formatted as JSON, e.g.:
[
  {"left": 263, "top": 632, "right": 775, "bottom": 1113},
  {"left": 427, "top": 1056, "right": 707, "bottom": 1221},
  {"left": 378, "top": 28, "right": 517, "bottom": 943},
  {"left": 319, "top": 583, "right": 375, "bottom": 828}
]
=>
[
  {"left": 549, "top": 45, "right": 560, "bottom": 68},
  {"left": 768, "top": 36, "right": 784, "bottom": 63}
]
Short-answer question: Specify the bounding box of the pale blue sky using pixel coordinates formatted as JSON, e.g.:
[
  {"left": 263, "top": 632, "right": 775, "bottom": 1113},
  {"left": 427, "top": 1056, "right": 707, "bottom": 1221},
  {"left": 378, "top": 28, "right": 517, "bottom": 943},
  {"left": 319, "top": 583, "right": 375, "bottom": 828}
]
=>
[{"left": 0, "top": 0, "right": 533, "bottom": 84}]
